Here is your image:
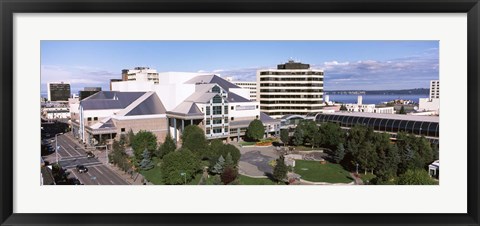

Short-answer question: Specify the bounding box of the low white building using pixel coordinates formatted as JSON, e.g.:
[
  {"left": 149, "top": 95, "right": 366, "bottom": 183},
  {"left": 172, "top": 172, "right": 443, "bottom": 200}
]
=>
[
  {"left": 344, "top": 96, "right": 394, "bottom": 114},
  {"left": 418, "top": 98, "right": 440, "bottom": 114}
]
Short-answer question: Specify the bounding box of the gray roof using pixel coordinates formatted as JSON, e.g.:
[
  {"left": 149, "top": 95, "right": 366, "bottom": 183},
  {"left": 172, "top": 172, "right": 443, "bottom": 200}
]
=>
[
  {"left": 99, "top": 119, "right": 115, "bottom": 129},
  {"left": 260, "top": 112, "right": 278, "bottom": 123},
  {"left": 170, "top": 102, "right": 203, "bottom": 116},
  {"left": 185, "top": 74, "right": 240, "bottom": 91},
  {"left": 125, "top": 93, "right": 166, "bottom": 116},
  {"left": 81, "top": 91, "right": 146, "bottom": 110},
  {"left": 225, "top": 92, "right": 250, "bottom": 103}
]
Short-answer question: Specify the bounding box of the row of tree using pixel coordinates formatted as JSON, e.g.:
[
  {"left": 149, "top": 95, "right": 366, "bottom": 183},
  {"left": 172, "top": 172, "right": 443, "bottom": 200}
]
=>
[{"left": 286, "top": 121, "right": 438, "bottom": 184}]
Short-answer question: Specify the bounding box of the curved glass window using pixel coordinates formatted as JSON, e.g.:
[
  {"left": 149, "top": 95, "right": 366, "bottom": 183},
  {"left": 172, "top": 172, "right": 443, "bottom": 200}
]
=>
[
  {"left": 434, "top": 123, "right": 439, "bottom": 137},
  {"left": 391, "top": 120, "right": 401, "bottom": 132},
  {"left": 336, "top": 116, "right": 345, "bottom": 126},
  {"left": 341, "top": 116, "right": 350, "bottom": 126},
  {"left": 420, "top": 121, "right": 431, "bottom": 136},
  {"left": 405, "top": 121, "right": 415, "bottom": 133},
  {"left": 398, "top": 120, "right": 408, "bottom": 133},
  {"left": 412, "top": 121, "right": 422, "bottom": 135},
  {"left": 373, "top": 118, "right": 383, "bottom": 130},
  {"left": 426, "top": 122, "right": 436, "bottom": 137},
  {"left": 212, "top": 86, "right": 221, "bottom": 93}
]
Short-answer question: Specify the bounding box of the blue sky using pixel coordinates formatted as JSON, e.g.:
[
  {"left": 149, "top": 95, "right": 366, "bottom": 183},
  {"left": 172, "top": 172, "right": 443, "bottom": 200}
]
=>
[{"left": 41, "top": 41, "right": 439, "bottom": 93}]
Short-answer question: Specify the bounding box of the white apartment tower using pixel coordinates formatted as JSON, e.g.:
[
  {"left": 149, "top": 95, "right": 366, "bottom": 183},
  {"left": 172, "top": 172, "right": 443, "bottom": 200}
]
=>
[
  {"left": 429, "top": 80, "right": 440, "bottom": 99},
  {"left": 257, "top": 60, "right": 324, "bottom": 118},
  {"left": 121, "top": 67, "right": 160, "bottom": 84}
]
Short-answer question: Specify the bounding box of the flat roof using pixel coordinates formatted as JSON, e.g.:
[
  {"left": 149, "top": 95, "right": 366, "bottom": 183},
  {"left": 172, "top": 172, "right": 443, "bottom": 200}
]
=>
[{"left": 321, "top": 112, "right": 439, "bottom": 123}]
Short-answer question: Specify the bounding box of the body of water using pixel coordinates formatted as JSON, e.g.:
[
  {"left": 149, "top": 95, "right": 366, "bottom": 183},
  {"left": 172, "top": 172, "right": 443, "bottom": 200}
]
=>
[{"left": 327, "top": 94, "right": 429, "bottom": 105}]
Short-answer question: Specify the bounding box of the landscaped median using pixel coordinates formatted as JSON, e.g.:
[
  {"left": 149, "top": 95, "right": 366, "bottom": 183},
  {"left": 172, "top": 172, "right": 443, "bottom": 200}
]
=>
[{"left": 293, "top": 160, "right": 353, "bottom": 184}]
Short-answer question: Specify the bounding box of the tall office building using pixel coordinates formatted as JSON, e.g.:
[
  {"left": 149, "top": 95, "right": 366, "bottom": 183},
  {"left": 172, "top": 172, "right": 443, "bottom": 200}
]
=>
[
  {"left": 257, "top": 60, "right": 324, "bottom": 118},
  {"left": 121, "top": 67, "right": 160, "bottom": 84},
  {"left": 47, "top": 82, "right": 71, "bottom": 101},
  {"left": 223, "top": 77, "right": 257, "bottom": 101}
]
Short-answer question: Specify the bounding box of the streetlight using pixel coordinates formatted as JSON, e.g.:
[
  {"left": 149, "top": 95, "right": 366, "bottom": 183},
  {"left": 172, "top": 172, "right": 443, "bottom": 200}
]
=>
[
  {"left": 355, "top": 163, "right": 359, "bottom": 175},
  {"left": 180, "top": 172, "right": 186, "bottom": 185},
  {"left": 55, "top": 133, "right": 64, "bottom": 164}
]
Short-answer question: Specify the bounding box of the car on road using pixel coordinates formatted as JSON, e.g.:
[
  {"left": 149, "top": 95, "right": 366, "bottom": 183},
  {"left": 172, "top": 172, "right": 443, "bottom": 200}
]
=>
[
  {"left": 86, "top": 152, "right": 95, "bottom": 158},
  {"left": 76, "top": 165, "right": 88, "bottom": 173}
]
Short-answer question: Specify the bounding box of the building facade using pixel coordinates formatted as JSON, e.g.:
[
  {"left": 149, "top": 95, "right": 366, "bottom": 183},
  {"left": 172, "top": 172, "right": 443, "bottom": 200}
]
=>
[
  {"left": 121, "top": 67, "right": 160, "bottom": 84},
  {"left": 419, "top": 80, "right": 440, "bottom": 114},
  {"left": 257, "top": 60, "right": 324, "bottom": 119},
  {"left": 79, "top": 87, "right": 102, "bottom": 100},
  {"left": 47, "top": 82, "right": 71, "bottom": 101},
  {"left": 111, "top": 72, "right": 280, "bottom": 143},
  {"left": 223, "top": 77, "right": 257, "bottom": 101}
]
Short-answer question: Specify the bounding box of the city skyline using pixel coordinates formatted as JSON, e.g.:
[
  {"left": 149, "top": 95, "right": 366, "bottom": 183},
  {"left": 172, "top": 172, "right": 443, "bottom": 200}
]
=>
[{"left": 41, "top": 41, "right": 439, "bottom": 93}]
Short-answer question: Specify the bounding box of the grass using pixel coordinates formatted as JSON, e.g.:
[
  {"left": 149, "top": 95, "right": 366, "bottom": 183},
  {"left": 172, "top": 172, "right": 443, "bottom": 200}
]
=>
[
  {"left": 239, "top": 141, "right": 257, "bottom": 146},
  {"left": 293, "top": 146, "right": 322, "bottom": 151},
  {"left": 140, "top": 158, "right": 164, "bottom": 185},
  {"left": 237, "top": 175, "right": 277, "bottom": 185},
  {"left": 359, "top": 173, "right": 376, "bottom": 183},
  {"left": 294, "top": 160, "right": 353, "bottom": 183}
]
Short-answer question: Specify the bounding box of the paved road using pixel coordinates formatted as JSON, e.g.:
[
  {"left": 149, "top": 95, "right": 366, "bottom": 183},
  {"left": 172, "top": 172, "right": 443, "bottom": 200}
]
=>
[{"left": 54, "top": 133, "right": 129, "bottom": 185}]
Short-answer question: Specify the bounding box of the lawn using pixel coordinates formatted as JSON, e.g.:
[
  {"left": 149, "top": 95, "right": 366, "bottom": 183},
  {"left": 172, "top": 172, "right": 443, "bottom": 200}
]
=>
[
  {"left": 359, "top": 173, "right": 376, "bottom": 184},
  {"left": 140, "top": 165, "right": 164, "bottom": 185},
  {"left": 239, "top": 141, "right": 257, "bottom": 146},
  {"left": 294, "top": 160, "right": 353, "bottom": 183},
  {"left": 237, "top": 175, "right": 277, "bottom": 185}
]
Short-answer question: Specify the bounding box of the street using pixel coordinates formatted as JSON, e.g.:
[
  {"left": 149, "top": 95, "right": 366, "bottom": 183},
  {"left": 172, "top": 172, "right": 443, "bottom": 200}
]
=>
[{"left": 51, "top": 133, "right": 129, "bottom": 185}]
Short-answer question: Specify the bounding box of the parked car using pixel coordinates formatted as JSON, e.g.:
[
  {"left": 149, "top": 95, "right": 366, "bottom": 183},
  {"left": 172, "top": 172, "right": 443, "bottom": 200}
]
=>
[
  {"left": 86, "top": 152, "right": 95, "bottom": 158},
  {"left": 76, "top": 165, "right": 88, "bottom": 173}
]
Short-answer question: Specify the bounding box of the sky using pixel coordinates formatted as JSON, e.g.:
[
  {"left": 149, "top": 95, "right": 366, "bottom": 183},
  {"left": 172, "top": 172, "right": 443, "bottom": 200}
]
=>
[{"left": 41, "top": 41, "right": 439, "bottom": 94}]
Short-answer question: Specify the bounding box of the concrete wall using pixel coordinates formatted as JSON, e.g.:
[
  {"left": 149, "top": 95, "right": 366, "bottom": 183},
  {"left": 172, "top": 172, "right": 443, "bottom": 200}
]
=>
[
  {"left": 419, "top": 98, "right": 440, "bottom": 112},
  {"left": 113, "top": 116, "right": 168, "bottom": 143}
]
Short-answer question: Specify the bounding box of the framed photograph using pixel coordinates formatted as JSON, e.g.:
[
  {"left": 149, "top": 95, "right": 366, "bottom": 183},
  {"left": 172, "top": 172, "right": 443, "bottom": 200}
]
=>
[{"left": 1, "top": 0, "right": 479, "bottom": 225}]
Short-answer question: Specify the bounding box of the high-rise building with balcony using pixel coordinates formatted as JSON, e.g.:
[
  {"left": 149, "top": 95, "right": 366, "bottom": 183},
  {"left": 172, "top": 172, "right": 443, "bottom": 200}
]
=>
[{"left": 257, "top": 60, "right": 324, "bottom": 118}]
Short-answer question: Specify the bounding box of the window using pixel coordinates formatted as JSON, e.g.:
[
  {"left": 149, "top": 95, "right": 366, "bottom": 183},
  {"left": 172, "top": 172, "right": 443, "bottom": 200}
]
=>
[
  {"left": 213, "top": 118, "right": 222, "bottom": 125},
  {"left": 224, "top": 106, "right": 228, "bottom": 114},
  {"left": 212, "top": 95, "right": 222, "bottom": 103},
  {"left": 213, "top": 127, "right": 222, "bottom": 133},
  {"left": 213, "top": 106, "right": 222, "bottom": 115},
  {"left": 206, "top": 128, "right": 211, "bottom": 134},
  {"left": 87, "top": 117, "right": 92, "bottom": 121},
  {"left": 224, "top": 117, "right": 228, "bottom": 123},
  {"left": 206, "top": 118, "right": 210, "bottom": 125},
  {"left": 94, "top": 117, "right": 98, "bottom": 121},
  {"left": 121, "top": 128, "right": 125, "bottom": 132},
  {"left": 256, "top": 105, "right": 259, "bottom": 109},
  {"left": 212, "top": 86, "right": 221, "bottom": 93},
  {"left": 225, "top": 126, "right": 229, "bottom": 132},
  {"left": 231, "top": 117, "right": 234, "bottom": 121},
  {"left": 206, "top": 106, "right": 210, "bottom": 115},
  {"left": 256, "top": 115, "right": 259, "bottom": 119},
  {"left": 231, "top": 106, "right": 234, "bottom": 110}
]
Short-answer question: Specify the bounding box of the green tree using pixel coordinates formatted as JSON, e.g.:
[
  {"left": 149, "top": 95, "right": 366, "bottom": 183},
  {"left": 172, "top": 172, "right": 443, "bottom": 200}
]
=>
[
  {"left": 273, "top": 156, "right": 288, "bottom": 183},
  {"left": 126, "top": 129, "right": 135, "bottom": 146},
  {"left": 224, "top": 152, "right": 234, "bottom": 168},
  {"left": 211, "top": 155, "right": 225, "bottom": 174},
  {"left": 319, "top": 122, "right": 345, "bottom": 149},
  {"left": 398, "top": 169, "right": 435, "bottom": 185},
  {"left": 398, "top": 105, "right": 406, "bottom": 114},
  {"left": 158, "top": 133, "right": 176, "bottom": 159},
  {"left": 246, "top": 119, "right": 265, "bottom": 141},
  {"left": 131, "top": 130, "right": 157, "bottom": 160},
  {"left": 138, "top": 148, "right": 154, "bottom": 170},
  {"left": 333, "top": 143, "right": 345, "bottom": 163},
  {"left": 160, "top": 148, "right": 201, "bottom": 185},
  {"left": 182, "top": 125, "right": 207, "bottom": 153},
  {"left": 280, "top": 129, "right": 289, "bottom": 146},
  {"left": 293, "top": 120, "right": 318, "bottom": 147},
  {"left": 221, "top": 166, "right": 238, "bottom": 185}
]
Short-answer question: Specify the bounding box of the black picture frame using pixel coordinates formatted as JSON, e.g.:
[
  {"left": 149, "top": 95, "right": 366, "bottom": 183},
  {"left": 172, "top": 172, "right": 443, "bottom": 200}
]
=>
[{"left": 1, "top": 0, "right": 479, "bottom": 225}]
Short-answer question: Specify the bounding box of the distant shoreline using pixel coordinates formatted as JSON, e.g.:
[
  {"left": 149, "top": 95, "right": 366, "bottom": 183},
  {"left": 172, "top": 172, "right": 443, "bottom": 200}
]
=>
[{"left": 325, "top": 88, "right": 429, "bottom": 95}]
